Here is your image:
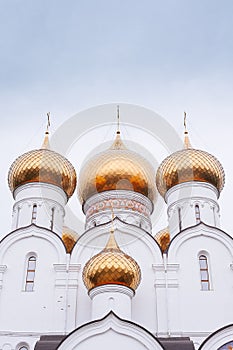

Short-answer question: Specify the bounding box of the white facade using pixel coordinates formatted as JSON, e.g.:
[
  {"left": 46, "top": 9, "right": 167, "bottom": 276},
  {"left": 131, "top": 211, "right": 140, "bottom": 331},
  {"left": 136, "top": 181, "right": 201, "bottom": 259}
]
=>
[
  {"left": 166, "top": 182, "right": 220, "bottom": 238},
  {"left": 0, "top": 121, "right": 233, "bottom": 350},
  {"left": 12, "top": 183, "right": 67, "bottom": 236}
]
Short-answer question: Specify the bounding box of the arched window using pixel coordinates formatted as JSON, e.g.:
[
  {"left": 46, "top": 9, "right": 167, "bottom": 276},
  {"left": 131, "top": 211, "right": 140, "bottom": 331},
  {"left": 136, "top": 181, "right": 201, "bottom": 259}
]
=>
[
  {"left": 178, "top": 207, "right": 182, "bottom": 231},
  {"left": 50, "top": 207, "right": 55, "bottom": 231},
  {"left": 31, "top": 204, "right": 37, "bottom": 224},
  {"left": 199, "top": 255, "right": 210, "bottom": 291},
  {"left": 195, "top": 204, "right": 201, "bottom": 224},
  {"left": 25, "top": 256, "right": 36, "bottom": 292}
]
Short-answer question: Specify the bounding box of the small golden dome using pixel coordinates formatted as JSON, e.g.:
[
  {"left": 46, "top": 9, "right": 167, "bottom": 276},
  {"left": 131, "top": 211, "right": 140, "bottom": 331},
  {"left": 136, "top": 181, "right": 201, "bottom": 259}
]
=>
[
  {"left": 156, "top": 134, "right": 225, "bottom": 198},
  {"left": 82, "top": 231, "right": 141, "bottom": 291},
  {"left": 8, "top": 133, "right": 77, "bottom": 199},
  {"left": 62, "top": 226, "right": 79, "bottom": 253},
  {"left": 155, "top": 227, "right": 170, "bottom": 252},
  {"left": 79, "top": 134, "right": 155, "bottom": 204}
]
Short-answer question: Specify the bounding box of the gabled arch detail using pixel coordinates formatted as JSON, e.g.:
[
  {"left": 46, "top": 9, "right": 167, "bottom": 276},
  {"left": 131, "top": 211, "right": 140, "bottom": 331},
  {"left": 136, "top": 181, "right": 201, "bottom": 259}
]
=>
[
  {"left": 0, "top": 224, "right": 67, "bottom": 264},
  {"left": 57, "top": 311, "right": 165, "bottom": 350},
  {"left": 167, "top": 223, "right": 233, "bottom": 261},
  {"left": 71, "top": 217, "right": 163, "bottom": 263}
]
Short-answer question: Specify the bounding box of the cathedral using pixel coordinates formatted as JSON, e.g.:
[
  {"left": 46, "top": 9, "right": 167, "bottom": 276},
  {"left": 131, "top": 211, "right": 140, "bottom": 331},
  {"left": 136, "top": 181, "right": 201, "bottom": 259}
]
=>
[{"left": 1, "top": 110, "right": 233, "bottom": 350}]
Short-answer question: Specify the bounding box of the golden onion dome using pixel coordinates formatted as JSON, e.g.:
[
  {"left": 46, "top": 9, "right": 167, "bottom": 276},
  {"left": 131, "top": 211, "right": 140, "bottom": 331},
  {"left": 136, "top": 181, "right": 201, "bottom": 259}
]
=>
[
  {"left": 156, "top": 132, "right": 225, "bottom": 199},
  {"left": 8, "top": 132, "right": 77, "bottom": 199},
  {"left": 154, "top": 227, "right": 170, "bottom": 252},
  {"left": 79, "top": 133, "right": 155, "bottom": 204},
  {"left": 82, "top": 231, "right": 141, "bottom": 292},
  {"left": 62, "top": 226, "right": 79, "bottom": 253}
]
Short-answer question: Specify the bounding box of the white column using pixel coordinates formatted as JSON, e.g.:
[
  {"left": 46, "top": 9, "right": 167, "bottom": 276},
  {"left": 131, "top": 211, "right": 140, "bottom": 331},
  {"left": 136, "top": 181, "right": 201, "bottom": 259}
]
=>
[
  {"left": 89, "top": 284, "right": 134, "bottom": 320},
  {"left": 166, "top": 182, "right": 220, "bottom": 239},
  {"left": 153, "top": 261, "right": 180, "bottom": 336}
]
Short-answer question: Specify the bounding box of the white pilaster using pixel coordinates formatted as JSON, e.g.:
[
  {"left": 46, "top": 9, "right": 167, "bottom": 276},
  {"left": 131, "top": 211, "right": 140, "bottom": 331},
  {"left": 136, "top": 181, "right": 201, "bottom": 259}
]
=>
[
  {"left": 53, "top": 262, "right": 80, "bottom": 333},
  {"left": 153, "top": 260, "right": 180, "bottom": 337}
]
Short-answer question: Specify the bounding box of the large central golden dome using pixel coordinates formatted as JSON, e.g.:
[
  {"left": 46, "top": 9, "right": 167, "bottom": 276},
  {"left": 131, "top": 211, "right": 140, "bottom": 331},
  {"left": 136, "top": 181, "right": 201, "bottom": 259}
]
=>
[{"left": 79, "top": 133, "right": 155, "bottom": 204}]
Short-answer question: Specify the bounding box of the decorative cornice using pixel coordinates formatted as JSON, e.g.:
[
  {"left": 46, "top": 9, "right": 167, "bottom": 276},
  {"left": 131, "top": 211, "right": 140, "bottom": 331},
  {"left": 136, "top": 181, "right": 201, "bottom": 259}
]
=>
[
  {"left": 13, "top": 197, "right": 65, "bottom": 215},
  {"left": 152, "top": 263, "right": 180, "bottom": 272},
  {"left": 168, "top": 197, "right": 219, "bottom": 214},
  {"left": 53, "top": 264, "right": 81, "bottom": 272},
  {"left": 13, "top": 182, "right": 68, "bottom": 202},
  {"left": 86, "top": 200, "right": 151, "bottom": 219},
  {"left": 84, "top": 190, "right": 153, "bottom": 209},
  {"left": 165, "top": 181, "right": 219, "bottom": 203},
  {"left": 153, "top": 263, "right": 179, "bottom": 288},
  {"left": 88, "top": 284, "right": 135, "bottom": 299}
]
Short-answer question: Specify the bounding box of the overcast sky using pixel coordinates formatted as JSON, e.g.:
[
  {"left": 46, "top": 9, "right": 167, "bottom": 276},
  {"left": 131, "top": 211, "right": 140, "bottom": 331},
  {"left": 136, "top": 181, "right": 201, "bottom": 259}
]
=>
[{"left": 0, "top": 1, "right": 233, "bottom": 236}]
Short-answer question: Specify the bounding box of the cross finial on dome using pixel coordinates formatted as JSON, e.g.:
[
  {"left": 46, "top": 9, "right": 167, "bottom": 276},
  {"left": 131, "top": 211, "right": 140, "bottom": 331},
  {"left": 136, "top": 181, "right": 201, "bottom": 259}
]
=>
[
  {"left": 183, "top": 111, "right": 192, "bottom": 149},
  {"left": 41, "top": 112, "right": 51, "bottom": 149},
  {"left": 110, "top": 106, "right": 126, "bottom": 150},
  {"left": 46, "top": 112, "right": 51, "bottom": 133},
  {"left": 184, "top": 111, "right": 187, "bottom": 134},
  {"left": 105, "top": 201, "right": 120, "bottom": 250},
  {"left": 117, "top": 105, "right": 120, "bottom": 135}
]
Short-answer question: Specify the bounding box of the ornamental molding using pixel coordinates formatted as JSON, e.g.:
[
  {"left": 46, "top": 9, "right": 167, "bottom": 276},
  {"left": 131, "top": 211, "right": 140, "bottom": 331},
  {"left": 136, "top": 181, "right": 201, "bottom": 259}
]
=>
[
  {"left": 13, "top": 197, "right": 65, "bottom": 215},
  {"left": 84, "top": 189, "right": 153, "bottom": 206},
  {"left": 0, "top": 330, "right": 65, "bottom": 336},
  {"left": 168, "top": 197, "right": 219, "bottom": 214},
  {"left": 156, "top": 331, "right": 210, "bottom": 338},
  {"left": 165, "top": 181, "right": 219, "bottom": 203},
  {"left": 85, "top": 199, "right": 151, "bottom": 219},
  {"left": 89, "top": 284, "right": 135, "bottom": 299},
  {"left": 85, "top": 211, "right": 152, "bottom": 233},
  {"left": 154, "top": 281, "right": 179, "bottom": 288},
  {"left": 53, "top": 264, "right": 81, "bottom": 272},
  {"left": 152, "top": 263, "right": 180, "bottom": 272},
  {"left": 13, "top": 182, "right": 68, "bottom": 202},
  {"left": 54, "top": 264, "right": 80, "bottom": 288},
  {"left": 84, "top": 190, "right": 153, "bottom": 215},
  {"left": 153, "top": 263, "right": 179, "bottom": 288}
]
